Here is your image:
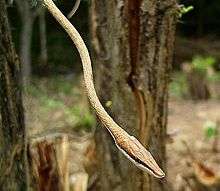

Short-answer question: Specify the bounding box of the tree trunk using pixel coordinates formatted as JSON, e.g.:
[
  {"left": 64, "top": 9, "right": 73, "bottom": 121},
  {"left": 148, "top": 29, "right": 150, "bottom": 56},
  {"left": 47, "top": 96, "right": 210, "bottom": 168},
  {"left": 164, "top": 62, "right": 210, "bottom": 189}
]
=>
[
  {"left": 39, "top": 8, "right": 48, "bottom": 69},
  {"left": 187, "top": 70, "right": 210, "bottom": 100},
  {"left": 0, "top": 0, "right": 27, "bottom": 190},
  {"left": 16, "top": 0, "right": 34, "bottom": 85},
  {"left": 90, "top": 0, "right": 177, "bottom": 190},
  {"left": 196, "top": 0, "right": 205, "bottom": 37},
  {"left": 20, "top": 2, "right": 33, "bottom": 85}
]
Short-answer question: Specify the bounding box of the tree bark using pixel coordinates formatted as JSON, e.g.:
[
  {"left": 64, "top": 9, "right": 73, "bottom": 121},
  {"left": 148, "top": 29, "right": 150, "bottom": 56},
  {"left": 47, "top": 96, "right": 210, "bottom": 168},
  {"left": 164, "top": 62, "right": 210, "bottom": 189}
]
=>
[
  {"left": 186, "top": 70, "right": 210, "bottom": 100},
  {"left": 39, "top": 8, "right": 48, "bottom": 68},
  {"left": 0, "top": 0, "right": 27, "bottom": 190},
  {"left": 90, "top": 0, "right": 177, "bottom": 190},
  {"left": 15, "top": 0, "right": 34, "bottom": 85}
]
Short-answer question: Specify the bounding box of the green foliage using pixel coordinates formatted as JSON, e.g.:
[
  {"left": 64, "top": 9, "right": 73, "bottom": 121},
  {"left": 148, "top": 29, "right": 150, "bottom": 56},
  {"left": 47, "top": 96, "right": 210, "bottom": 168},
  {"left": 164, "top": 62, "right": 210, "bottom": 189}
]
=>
[
  {"left": 207, "top": 72, "right": 220, "bottom": 82},
  {"left": 29, "top": 0, "right": 38, "bottom": 7},
  {"left": 25, "top": 77, "right": 76, "bottom": 101},
  {"left": 203, "top": 121, "right": 218, "bottom": 139},
  {"left": 47, "top": 77, "right": 74, "bottom": 95},
  {"left": 105, "top": 100, "right": 112, "bottom": 108},
  {"left": 191, "top": 56, "right": 216, "bottom": 73},
  {"left": 25, "top": 77, "right": 95, "bottom": 131},
  {"left": 178, "top": 5, "right": 194, "bottom": 18},
  {"left": 42, "top": 97, "right": 64, "bottom": 109},
  {"left": 68, "top": 106, "right": 95, "bottom": 130},
  {"left": 169, "top": 72, "right": 188, "bottom": 98},
  {"left": 25, "top": 83, "right": 43, "bottom": 98},
  {"left": 40, "top": 95, "right": 95, "bottom": 130}
]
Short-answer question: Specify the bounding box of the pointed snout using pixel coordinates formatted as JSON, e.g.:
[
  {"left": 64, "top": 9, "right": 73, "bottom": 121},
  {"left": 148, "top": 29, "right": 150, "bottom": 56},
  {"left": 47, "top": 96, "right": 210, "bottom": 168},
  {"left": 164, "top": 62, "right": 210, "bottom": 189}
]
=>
[{"left": 153, "top": 169, "right": 165, "bottom": 179}]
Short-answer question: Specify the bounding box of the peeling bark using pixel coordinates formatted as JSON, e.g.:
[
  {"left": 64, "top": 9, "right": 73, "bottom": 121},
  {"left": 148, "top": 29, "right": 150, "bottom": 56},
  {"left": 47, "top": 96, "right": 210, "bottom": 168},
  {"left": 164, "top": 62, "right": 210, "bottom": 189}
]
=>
[{"left": 90, "top": 0, "right": 177, "bottom": 190}]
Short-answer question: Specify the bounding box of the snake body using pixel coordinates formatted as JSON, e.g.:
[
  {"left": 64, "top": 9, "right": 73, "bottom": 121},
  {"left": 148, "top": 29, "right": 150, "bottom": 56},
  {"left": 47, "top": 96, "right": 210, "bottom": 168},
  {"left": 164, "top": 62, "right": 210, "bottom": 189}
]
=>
[{"left": 43, "top": 0, "right": 165, "bottom": 178}]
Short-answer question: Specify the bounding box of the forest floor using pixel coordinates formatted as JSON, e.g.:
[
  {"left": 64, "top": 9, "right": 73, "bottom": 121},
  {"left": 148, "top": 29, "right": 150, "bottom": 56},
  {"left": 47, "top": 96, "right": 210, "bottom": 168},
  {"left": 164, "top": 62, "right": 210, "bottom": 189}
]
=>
[
  {"left": 25, "top": 77, "right": 220, "bottom": 190},
  {"left": 167, "top": 99, "right": 220, "bottom": 190}
]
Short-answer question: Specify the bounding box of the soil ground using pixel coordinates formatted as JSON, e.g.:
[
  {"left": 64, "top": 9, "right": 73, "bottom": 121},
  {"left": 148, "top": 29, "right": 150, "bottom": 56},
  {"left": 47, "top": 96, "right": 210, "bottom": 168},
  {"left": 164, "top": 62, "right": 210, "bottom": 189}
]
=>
[{"left": 167, "top": 100, "right": 220, "bottom": 189}]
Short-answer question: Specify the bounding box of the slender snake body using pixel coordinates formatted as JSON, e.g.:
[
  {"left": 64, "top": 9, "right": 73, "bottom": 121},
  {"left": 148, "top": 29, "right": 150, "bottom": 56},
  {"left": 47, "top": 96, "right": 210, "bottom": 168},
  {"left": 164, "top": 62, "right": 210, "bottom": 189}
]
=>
[{"left": 43, "top": 0, "right": 165, "bottom": 178}]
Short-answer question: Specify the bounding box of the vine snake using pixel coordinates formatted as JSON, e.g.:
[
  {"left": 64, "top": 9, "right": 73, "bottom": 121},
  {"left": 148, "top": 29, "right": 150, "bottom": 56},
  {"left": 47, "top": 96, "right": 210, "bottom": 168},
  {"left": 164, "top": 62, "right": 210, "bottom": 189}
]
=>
[{"left": 43, "top": 0, "right": 165, "bottom": 178}]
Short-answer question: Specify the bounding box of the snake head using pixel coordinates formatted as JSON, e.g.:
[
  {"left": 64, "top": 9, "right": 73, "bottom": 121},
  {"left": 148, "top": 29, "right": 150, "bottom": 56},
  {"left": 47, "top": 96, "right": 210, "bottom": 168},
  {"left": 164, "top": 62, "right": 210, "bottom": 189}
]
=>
[{"left": 115, "top": 135, "right": 165, "bottom": 178}]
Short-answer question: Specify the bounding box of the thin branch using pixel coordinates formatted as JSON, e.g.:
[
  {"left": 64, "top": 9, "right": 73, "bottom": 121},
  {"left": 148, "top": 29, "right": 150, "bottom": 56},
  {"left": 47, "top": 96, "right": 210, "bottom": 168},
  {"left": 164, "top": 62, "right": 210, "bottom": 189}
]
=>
[{"left": 67, "top": 0, "right": 81, "bottom": 19}]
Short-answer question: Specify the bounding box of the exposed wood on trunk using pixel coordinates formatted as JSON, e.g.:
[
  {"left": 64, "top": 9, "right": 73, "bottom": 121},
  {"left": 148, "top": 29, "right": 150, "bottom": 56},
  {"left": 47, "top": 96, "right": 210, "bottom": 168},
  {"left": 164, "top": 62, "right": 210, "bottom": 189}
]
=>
[
  {"left": 90, "top": 0, "right": 177, "bottom": 190},
  {"left": 30, "top": 141, "right": 60, "bottom": 191},
  {"left": 0, "top": 0, "right": 27, "bottom": 189},
  {"left": 127, "top": 0, "right": 147, "bottom": 145}
]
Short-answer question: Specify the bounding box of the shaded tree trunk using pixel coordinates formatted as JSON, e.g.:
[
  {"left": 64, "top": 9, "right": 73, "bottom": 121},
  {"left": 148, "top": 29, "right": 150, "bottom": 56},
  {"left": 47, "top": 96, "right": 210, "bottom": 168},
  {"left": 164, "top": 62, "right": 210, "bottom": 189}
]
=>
[
  {"left": 39, "top": 8, "right": 48, "bottom": 69},
  {"left": 20, "top": 13, "right": 33, "bottom": 85},
  {"left": 187, "top": 70, "right": 210, "bottom": 100},
  {"left": 196, "top": 0, "right": 205, "bottom": 37},
  {"left": 16, "top": 0, "right": 34, "bottom": 85},
  {"left": 0, "top": 0, "right": 27, "bottom": 190},
  {"left": 90, "top": 0, "right": 177, "bottom": 190}
]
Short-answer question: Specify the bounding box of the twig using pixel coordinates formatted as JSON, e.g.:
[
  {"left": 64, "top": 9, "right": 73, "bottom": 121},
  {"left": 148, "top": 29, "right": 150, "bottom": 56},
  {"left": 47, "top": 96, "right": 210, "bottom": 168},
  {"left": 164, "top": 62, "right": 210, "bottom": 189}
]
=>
[
  {"left": 67, "top": 0, "right": 81, "bottom": 19},
  {"left": 182, "top": 140, "right": 196, "bottom": 161}
]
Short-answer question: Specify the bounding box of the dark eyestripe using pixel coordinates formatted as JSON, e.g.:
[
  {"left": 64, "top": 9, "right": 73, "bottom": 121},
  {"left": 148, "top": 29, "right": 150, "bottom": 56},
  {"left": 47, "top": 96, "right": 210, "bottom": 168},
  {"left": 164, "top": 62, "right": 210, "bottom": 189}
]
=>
[
  {"left": 122, "top": 147, "right": 157, "bottom": 175},
  {"left": 132, "top": 155, "right": 156, "bottom": 174}
]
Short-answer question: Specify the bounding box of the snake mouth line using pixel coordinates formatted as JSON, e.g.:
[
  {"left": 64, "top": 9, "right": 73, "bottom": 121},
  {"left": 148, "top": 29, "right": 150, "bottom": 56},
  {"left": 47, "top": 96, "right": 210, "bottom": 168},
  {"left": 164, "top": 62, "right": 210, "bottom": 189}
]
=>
[
  {"left": 116, "top": 143, "right": 165, "bottom": 178},
  {"left": 128, "top": 152, "right": 165, "bottom": 178},
  {"left": 133, "top": 155, "right": 165, "bottom": 178}
]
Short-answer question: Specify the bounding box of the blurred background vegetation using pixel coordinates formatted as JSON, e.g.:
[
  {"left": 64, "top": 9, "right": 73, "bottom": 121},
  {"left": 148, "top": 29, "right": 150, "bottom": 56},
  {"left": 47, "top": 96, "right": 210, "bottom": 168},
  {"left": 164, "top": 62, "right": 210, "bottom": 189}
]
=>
[{"left": 7, "top": 0, "right": 220, "bottom": 99}]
